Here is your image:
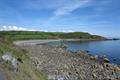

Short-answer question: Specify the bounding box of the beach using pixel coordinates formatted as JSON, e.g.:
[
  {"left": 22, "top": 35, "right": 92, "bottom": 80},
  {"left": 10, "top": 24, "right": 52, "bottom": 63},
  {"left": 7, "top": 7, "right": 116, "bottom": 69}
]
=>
[
  {"left": 14, "top": 39, "right": 103, "bottom": 46},
  {"left": 14, "top": 40, "right": 120, "bottom": 80}
]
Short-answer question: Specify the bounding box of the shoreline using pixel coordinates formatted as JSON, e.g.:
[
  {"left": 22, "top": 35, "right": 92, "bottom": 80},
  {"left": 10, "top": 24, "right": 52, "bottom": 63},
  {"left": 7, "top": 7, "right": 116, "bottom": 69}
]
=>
[
  {"left": 14, "top": 39, "right": 120, "bottom": 65},
  {"left": 14, "top": 39, "right": 105, "bottom": 46},
  {"left": 15, "top": 42, "right": 120, "bottom": 80}
]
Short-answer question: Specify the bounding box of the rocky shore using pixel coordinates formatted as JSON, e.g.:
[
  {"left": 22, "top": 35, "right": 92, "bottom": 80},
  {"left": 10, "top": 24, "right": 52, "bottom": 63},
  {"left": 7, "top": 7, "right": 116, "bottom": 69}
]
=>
[{"left": 15, "top": 40, "right": 120, "bottom": 80}]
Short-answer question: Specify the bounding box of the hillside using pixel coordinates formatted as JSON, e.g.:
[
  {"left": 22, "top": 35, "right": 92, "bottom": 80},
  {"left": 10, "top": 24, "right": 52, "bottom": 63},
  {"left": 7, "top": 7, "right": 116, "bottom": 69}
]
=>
[
  {"left": 0, "top": 34, "right": 47, "bottom": 80},
  {"left": 0, "top": 31, "right": 105, "bottom": 41}
]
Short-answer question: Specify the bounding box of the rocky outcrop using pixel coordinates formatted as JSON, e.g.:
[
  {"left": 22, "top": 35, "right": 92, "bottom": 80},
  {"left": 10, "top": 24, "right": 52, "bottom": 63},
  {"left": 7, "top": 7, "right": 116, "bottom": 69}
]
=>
[
  {"left": 1, "top": 52, "right": 19, "bottom": 72},
  {"left": 18, "top": 44, "right": 120, "bottom": 80}
]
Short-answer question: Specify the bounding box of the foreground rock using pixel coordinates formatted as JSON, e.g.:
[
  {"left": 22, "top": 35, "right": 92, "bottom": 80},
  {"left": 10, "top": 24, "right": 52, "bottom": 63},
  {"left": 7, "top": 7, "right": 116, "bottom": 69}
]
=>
[
  {"left": 17, "top": 43, "right": 120, "bottom": 80},
  {"left": 1, "top": 52, "right": 20, "bottom": 72}
]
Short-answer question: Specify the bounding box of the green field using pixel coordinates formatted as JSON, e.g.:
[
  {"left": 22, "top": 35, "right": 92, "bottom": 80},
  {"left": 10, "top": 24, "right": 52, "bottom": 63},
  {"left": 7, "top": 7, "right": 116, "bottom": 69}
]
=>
[{"left": 0, "top": 31, "right": 105, "bottom": 41}]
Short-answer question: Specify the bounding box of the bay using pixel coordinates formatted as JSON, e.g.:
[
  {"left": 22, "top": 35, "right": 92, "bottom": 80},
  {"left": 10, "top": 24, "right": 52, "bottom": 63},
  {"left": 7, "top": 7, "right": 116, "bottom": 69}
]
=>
[{"left": 48, "top": 40, "right": 120, "bottom": 65}]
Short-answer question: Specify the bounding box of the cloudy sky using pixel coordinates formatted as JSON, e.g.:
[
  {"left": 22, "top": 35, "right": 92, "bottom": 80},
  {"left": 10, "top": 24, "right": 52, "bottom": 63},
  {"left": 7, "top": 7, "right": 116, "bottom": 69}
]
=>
[{"left": 0, "top": 0, "right": 120, "bottom": 37}]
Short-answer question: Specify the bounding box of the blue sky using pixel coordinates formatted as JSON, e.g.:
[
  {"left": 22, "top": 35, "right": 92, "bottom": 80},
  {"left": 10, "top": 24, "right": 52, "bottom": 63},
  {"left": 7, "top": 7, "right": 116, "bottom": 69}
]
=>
[{"left": 0, "top": 0, "right": 120, "bottom": 37}]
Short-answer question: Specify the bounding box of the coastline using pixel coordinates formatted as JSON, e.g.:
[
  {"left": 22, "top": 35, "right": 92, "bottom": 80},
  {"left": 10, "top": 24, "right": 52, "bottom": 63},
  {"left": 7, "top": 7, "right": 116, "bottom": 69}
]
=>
[
  {"left": 14, "top": 39, "right": 105, "bottom": 46},
  {"left": 14, "top": 40, "right": 120, "bottom": 80}
]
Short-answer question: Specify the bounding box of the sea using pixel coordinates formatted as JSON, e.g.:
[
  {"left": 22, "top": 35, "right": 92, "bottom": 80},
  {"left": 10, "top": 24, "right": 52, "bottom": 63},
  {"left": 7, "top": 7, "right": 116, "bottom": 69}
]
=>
[{"left": 48, "top": 40, "right": 120, "bottom": 65}]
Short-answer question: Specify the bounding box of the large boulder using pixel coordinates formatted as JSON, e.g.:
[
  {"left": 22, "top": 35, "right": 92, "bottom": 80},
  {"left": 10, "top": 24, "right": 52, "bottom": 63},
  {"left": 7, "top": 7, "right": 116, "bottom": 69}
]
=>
[
  {"left": 2, "top": 53, "right": 12, "bottom": 62},
  {"left": 11, "top": 58, "right": 18, "bottom": 72},
  {"left": 2, "top": 53, "right": 18, "bottom": 72}
]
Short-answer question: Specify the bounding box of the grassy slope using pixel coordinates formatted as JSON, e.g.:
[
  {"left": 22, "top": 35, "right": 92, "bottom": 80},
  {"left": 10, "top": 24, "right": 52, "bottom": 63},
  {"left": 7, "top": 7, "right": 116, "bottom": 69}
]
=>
[
  {"left": 0, "top": 38, "right": 47, "bottom": 80},
  {"left": 0, "top": 31, "right": 105, "bottom": 41}
]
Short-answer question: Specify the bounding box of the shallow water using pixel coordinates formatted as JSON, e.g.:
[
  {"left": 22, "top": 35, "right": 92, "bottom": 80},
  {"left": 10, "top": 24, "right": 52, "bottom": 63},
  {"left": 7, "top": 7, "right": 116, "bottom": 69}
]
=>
[{"left": 48, "top": 40, "right": 120, "bottom": 65}]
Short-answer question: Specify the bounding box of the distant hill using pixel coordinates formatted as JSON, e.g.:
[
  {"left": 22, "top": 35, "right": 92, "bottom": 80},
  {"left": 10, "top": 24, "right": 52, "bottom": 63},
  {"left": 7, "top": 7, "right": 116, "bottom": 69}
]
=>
[{"left": 0, "top": 31, "right": 106, "bottom": 41}]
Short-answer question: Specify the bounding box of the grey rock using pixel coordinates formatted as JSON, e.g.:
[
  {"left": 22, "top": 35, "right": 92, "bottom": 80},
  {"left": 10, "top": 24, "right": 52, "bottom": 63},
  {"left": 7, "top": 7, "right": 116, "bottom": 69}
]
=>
[
  {"left": 2, "top": 53, "right": 18, "bottom": 72},
  {"left": 2, "top": 53, "right": 12, "bottom": 62},
  {"left": 16, "top": 43, "right": 120, "bottom": 80},
  {"left": 104, "top": 58, "right": 110, "bottom": 63}
]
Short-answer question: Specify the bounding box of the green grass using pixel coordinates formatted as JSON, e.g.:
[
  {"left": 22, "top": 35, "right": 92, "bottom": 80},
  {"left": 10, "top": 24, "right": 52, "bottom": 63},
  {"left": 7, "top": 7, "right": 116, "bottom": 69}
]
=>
[
  {"left": 0, "top": 39, "right": 47, "bottom": 80},
  {"left": 0, "top": 31, "right": 105, "bottom": 41}
]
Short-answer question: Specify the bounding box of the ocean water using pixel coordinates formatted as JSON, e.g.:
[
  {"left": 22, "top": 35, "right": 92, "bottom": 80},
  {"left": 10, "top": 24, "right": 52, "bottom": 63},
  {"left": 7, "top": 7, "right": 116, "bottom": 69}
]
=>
[{"left": 48, "top": 40, "right": 120, "bottom": 65}]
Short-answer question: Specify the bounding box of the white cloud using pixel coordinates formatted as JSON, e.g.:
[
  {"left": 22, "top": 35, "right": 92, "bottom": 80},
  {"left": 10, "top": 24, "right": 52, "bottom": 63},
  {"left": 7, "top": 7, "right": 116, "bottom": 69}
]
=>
[
  {"left": 0, "top": 25, "right": 45, "bottom": 31},
  {"left": 40, "top": 0, "right": 92, "bottom": 26},
  {"left": 0, "top": 25, "right": 76, "bottom": 32},
  {"left": 54, "top": 0, "right": 92, "bottom": 16}
]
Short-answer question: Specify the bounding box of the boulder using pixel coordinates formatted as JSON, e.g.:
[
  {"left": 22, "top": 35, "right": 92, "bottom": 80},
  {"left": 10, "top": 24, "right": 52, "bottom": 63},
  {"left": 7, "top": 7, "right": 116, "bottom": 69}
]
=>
[
  {"left": 2, "top": 53, "right": 19, "bottom": 72},
  {"left": 2, "top": 53, "right": 12, "bottom": 62},
  {"left": 11, "top": 58, "right": 18, "bottom": 72},
  {"left": 103, "top": 58, "right": 110, "bottom": 63}
]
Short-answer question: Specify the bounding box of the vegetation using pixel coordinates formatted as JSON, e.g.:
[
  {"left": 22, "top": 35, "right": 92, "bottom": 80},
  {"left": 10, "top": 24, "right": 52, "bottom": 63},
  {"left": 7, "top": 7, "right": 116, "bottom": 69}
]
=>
[
  {"left": 0, "top": 31, "right": 105, "bottom": 41},
  {"left": 0, "top": 34, "right": 47, "bottom": 80}
]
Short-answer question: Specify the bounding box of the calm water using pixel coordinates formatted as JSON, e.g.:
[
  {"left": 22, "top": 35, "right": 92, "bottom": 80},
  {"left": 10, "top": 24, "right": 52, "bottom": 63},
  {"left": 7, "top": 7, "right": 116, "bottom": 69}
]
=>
[{"left": 48, "top": 40, "right": 120, "bottom": 65}]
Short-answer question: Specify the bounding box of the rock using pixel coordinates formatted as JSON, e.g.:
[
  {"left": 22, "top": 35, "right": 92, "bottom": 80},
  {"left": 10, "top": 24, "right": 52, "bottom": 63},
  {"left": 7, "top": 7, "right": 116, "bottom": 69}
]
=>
[
  {"left": 92, "top": 73, "right": 97, "bottom": 78},
  {"left": 103, "top": 63, "right": 110, "bottom": 68},
  {"left": 68, "top": 72, "right": 72, "bottom": 75},
  {"left": 103, "top": 58, "right": 110, "bottom": 63},
  {"left": 94, "top": 55, "right": 98, "bottom": 59},
  {"left": 2, "top": 53, "right": 19, "bottom": 72},
  {"left": 16, "top": 44, "right": 120, "bottom": 80},
  {"left": 98, "top": 65, "right": 104, "bottom": 69},
  {"left": 48, "top": 75, "right": 65, "bottom": 80},
  {"left": 11, "top": 58, "right": 18, "bottom": 72},
  {"left": 2, "top": 53, "right": 12, "bottom": 62},
  {"left": 90, "top": 56, "right": 96, "bottom": 60},
  {"left": 98, "top": 56, "right": 110, "bottom": 63}
]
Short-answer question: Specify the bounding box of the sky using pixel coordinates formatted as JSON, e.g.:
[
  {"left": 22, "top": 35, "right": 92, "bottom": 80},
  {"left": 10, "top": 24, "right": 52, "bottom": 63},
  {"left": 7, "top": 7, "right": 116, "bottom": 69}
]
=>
[{"left": 0, "top": 0, "right": 120, "bottom": 38}]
